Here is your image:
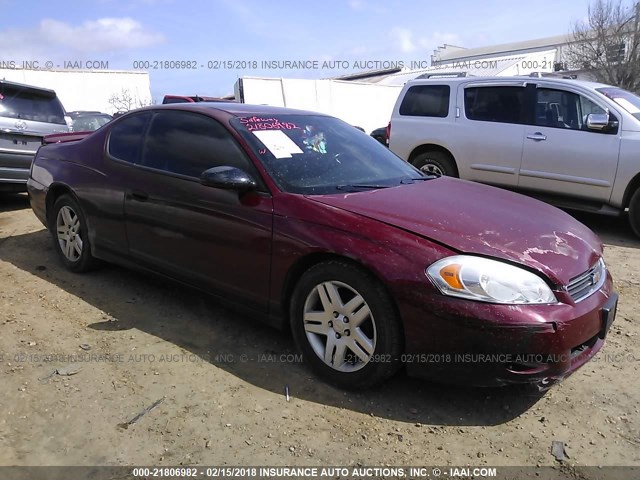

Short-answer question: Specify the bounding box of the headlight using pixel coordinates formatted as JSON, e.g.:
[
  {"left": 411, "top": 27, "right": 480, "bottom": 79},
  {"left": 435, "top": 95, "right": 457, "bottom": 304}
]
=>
[{"left": 426, "top": 255, "right": 556, "bottom": 304}]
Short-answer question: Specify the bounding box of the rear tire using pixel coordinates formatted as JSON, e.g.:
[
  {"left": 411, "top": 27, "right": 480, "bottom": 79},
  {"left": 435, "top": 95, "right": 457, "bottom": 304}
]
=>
[
  {"left": 290, "top": 261, "right": 403, "bottom": 389},
  {"left": 50, "top": 194, "right": 97, "bottom": 272},
  {"left": 629, "top": 188, "right": 640, "bottom": 238},
  {"left": 412, "top": 151, "right": 457, "bottom": 177}
]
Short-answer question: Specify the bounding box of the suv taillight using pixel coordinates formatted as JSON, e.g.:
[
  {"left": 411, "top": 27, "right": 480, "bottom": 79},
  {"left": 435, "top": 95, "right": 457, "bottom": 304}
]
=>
[{"left": 385, "top": 122, "right": 391, "bottom": 146}]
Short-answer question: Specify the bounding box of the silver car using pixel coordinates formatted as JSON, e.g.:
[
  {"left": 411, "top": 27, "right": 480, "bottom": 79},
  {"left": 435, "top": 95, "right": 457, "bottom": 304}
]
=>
[
  {"left": 0, "top": 80, "right": 69, "bottom": 192},
  {"left": 388, "top": 75, "right": 640, "bottom": 237}
]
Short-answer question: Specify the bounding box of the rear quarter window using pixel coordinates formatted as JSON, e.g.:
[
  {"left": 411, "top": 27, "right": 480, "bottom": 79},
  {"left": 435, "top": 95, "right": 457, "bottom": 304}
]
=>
[
  {"left": 399, "top": 85, "right": 450, "bottom": 117},
  {"left": 464, "top": 86, "right": 525, "bottom": 124},
  {"left": 107, "top": 113, "right": 150, "bottom": 163}
]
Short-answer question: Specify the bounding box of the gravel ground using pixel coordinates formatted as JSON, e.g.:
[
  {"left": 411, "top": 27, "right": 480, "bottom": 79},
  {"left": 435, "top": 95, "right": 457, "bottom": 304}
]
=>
[{"left": 0, "top": 192, "right": 638, "bottom": 477}]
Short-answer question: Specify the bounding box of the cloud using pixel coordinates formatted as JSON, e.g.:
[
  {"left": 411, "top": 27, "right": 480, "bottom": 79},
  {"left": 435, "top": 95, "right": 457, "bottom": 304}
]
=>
[
  {"left": 391, "top": 27, "right": 416, "bottom": 52},
  {"left": 349, "top": 0, "right": 366, "bottom": 10},
  {"left": 390, "top": 27, "right": 461, "bottom": 53},
  {"left": 0, "top": 17, "right": 164, "bottom": 57}
]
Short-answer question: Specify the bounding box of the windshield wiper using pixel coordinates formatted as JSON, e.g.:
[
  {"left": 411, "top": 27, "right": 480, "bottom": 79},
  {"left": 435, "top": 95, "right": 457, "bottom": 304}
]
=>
[
  {"left": 400, "top": 176, "right": 438, "bottom": 184},
  {"left": 336, "top": 184, "right": 391, "bottom": 191}
]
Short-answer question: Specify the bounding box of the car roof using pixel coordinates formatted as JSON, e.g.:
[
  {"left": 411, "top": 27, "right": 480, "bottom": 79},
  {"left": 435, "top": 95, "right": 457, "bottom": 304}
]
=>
[
  {"left": 0, "top": 79, "right": 58, "bottom": 96},
  {"left": 68, "top": 111, "right": 111, "bottom": 116},
  {"left": 139, "top": 102, "right": 329, "bottom": 117},
  {"left": 405, "top": 75, "right": 614, "bottom": 90}
]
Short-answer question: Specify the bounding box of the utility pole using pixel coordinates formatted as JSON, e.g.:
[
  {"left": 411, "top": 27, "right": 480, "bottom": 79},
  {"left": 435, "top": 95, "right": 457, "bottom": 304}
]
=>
[{"left": 633, "top": 2, "right": 639, "bottom": 91}]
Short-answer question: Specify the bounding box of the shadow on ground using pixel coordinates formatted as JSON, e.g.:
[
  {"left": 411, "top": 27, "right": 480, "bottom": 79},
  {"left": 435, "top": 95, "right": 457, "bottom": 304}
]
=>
[
  {"left": 0, "top": 228, "right": 547, "bottom": 427},
  {"left": 0, "top": 193, "right": 30, "bottom": 213}
]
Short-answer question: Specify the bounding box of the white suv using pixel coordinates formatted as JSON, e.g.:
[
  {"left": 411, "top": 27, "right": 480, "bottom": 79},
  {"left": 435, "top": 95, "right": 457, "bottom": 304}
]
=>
[{"left": 388, "top": 75, "right": 640, "bottom": 236}]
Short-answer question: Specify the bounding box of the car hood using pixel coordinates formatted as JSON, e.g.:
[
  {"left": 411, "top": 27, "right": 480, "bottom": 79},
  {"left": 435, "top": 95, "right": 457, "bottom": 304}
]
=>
[{"left": 308, "top": 178, "right": 602, "bottom": 285}]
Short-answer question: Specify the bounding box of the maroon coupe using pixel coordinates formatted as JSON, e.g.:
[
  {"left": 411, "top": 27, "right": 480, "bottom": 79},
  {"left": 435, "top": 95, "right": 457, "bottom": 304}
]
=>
[{"left": 27, "top": 103, "right": 618, "bottom": 389}]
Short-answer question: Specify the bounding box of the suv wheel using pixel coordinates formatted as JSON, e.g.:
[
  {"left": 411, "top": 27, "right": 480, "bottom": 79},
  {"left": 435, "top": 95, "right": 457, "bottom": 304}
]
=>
[
  {"left": 412, "top": 151, "right": 457, "bottom": 177},
  {"left": 629, "top": 188, "right": 640, "bottom": 238}
]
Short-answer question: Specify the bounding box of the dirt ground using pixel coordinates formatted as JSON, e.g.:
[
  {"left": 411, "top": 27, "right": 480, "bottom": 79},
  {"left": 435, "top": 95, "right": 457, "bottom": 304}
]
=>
[{"left": 0, "top": 192, "right": 638, "bottom": 474}]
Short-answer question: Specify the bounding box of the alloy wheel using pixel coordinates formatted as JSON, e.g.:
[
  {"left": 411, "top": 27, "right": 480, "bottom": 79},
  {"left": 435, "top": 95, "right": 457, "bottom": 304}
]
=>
[
  {"left": 302, "top": 280, "right": 376, "bottom": 372},
  {"left": 420, "top": 163, "right": 444, "bottom": 176},
  {"left": 56, "top": 205, "right": 83, "bottom": 262}
]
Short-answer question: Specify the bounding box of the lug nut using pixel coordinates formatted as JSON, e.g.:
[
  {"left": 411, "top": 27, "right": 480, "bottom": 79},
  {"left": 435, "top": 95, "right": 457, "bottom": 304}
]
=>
[
  {"left": 335, "top": 333, "right": 341, "bottom": 339},
  {"left": 328, "top": 321, "right": 333, "bottom": 327},
  {"left": 343, "top": 317, "right": 349, "bottom": 323},
  {"left": 333, "top": 311, "right": 339, "bottom": 318},
  {"left": 344, "top": 329, "right": 350, "bottom": 336}
]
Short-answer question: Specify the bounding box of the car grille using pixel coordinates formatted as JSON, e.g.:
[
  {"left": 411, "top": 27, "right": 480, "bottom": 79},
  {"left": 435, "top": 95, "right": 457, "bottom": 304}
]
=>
[{"left": 566, "top": 259, "right": 606, "bottom": 303}]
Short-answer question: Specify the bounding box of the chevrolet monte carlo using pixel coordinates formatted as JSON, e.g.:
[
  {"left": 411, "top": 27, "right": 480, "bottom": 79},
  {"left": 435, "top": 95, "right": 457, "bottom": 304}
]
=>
[{"left": 27, "top": 103, "right": 618, "bottom": 389}]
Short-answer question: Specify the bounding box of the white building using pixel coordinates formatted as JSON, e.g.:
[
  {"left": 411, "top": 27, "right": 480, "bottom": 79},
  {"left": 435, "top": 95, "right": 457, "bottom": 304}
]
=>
[
  {"left": 234, "top": 34, "right": 589, "bottom": 134},
  {"left": 360, "top": 34, "right": 582, "bottom": 86},
  {"left": 0, "top": 68, "right": 152, "bottom": 114}
]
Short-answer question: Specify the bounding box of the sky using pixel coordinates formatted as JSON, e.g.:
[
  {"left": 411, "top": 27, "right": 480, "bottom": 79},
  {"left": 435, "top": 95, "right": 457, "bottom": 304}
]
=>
[{"left": 0, "top": 0, "right": 594, "bottom": 101}]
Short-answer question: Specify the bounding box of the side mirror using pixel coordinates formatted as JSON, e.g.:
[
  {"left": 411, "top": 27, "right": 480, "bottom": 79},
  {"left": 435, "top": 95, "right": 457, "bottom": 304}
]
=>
[
  {"left": 200, "top": 166, "right": 257, "bottom": 191},
  {"left": 586, "top": 113, "right": 609, "bottom": 131}
]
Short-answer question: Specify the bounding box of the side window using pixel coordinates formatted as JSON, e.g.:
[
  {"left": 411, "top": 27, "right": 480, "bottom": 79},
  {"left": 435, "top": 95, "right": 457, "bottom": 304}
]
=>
[
  {"left": 141, "top": 111, "right": 251, "bottom": 178},
  {"left": 107, "top": 113, "right": 150, "bottom": 163},
  {"left": 536, "top": 88, "right": 578, "bottom": 129},
  {"left": 464, "top": 86, "right": 525, "bottom": 124},
  {"left": 579, "top": 95, "right": 610, "bottom": 130},
  {"left": 399, "top": 85, "right": 450, "bottom": 117},
  {"left": 535, "top": 88, "right": 607, "bottom": 131}
]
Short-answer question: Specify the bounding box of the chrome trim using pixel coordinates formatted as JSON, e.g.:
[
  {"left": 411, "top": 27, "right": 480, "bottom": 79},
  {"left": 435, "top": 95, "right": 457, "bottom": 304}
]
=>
[
  {"left": 526, "top": 132, "right": 547, "bottom": 141},
  {"left": 566, "top": 258, "right": 606, "bottom": 302},
  {"left": 469, "top": 164, "right": 516, "bottom": 174},
  {"left": 518, "top": 169, "right": 611, "bottom": 187},
  {"left": 0, "top": 146, "right": 38, "bottom": 154}
]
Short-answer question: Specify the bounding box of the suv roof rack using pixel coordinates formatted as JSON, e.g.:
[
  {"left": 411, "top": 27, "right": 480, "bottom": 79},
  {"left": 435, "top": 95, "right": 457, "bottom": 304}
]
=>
[
  {"left": 416, "top": 72, "right": 471, "bottom": 79},
  {"left": 526, "top": 71, "right": 578, "bottom": 79}
]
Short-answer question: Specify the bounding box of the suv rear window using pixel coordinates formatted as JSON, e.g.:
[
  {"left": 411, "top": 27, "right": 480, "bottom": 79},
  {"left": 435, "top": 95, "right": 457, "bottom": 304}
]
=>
[
  {"left": 399, "top": 85, "right": 450, "bottom": 117},
  {"left": 0, "top": 84, "right": 66, "bottom": 125},
  {"left": 464, "top": 86, "right": 525, "bottom": 124}
]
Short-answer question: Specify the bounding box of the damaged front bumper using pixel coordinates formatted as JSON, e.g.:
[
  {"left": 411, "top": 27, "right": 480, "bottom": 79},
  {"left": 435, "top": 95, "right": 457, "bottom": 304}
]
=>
[{"left": 399, "top": 275, "right": 618, "bottom": 388}]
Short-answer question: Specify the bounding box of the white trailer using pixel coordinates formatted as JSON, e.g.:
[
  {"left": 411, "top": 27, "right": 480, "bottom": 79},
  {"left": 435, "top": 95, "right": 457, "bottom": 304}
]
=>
[
  {"left": 235, "top": 76, "right": 402, "bottom": 135},
  {"left": 0, "top": 68, "right": 152, "bottom": 114}
]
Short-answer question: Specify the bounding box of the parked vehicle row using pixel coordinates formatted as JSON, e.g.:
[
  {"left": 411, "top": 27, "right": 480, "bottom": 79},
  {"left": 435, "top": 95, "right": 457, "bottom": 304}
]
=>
[
  {"left": 67, "top": 111, "right": 113, "bottom": 132},
  {"left": 0, "top": 80, "right": 113, "bottom": 192},
  {"left": 27, "top": 102, "right": 617, "bottom": 390},
  {"left": 0, "top": 81, "right": 68, "bottom": 191},
  {"left": 370, "top": 126, "right": 388, "bottom": 146},
  {"left": 387, "top": 75, "right": 640, "bottom": 237}
]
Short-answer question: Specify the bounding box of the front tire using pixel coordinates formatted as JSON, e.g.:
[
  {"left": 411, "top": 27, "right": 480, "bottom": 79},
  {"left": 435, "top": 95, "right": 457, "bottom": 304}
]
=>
[
  {"left": 290, "top": 261, "right": 403, "bottom": 388},
  {"left": 412, "top": 151, "right": 457, "bottom": 177},
  {"left": 50, "top": 194, "right": 97, "bottom": 272},
  {"left": 629, "top": 188, "right": 640, "bottom": 238}
]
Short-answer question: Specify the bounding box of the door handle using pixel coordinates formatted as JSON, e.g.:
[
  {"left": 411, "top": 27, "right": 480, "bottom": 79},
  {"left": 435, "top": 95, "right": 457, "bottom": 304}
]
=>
[
  {"left": 130, "top": 190, "right": 149, "bottom": 201},
  {"left": 526, "top": 132, "right": 547, "bottom": 141}
]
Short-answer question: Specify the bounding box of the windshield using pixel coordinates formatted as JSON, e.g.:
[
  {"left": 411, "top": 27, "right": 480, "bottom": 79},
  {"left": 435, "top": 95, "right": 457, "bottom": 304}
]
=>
[
  {"left": 596, "top": 87, "right": 640, "bottom": 121},
  {"left": 0, "top": 84, "right": 67, "bottom": 125},
  {"left": 231, "top": 114, "right": 423, "bottom": 194}
]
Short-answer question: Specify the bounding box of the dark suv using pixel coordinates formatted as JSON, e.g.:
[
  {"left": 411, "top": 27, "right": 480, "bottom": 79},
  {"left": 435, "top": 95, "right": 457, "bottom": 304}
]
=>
[{"left": 0, "top": 81, "right": 69, "bottom": 191}]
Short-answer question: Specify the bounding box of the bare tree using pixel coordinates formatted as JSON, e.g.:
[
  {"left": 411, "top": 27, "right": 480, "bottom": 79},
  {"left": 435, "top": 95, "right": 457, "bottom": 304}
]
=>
[
  {"left": 108, "top": 88, "right": 153, "bottom": 112},
  {"left": 566, "top": 0, "right": 640, "bottom": 92}
]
